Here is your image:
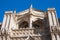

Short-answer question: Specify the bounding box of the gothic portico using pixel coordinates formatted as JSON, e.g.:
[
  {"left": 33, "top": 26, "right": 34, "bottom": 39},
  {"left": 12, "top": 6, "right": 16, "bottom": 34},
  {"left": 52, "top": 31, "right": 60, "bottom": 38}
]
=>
[{"left": 0, "top": 5, "right": 60, "bottom": 40}]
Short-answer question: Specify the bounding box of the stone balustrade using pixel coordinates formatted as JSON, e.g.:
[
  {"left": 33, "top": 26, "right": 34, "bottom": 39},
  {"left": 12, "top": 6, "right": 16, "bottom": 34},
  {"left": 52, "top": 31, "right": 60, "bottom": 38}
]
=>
[
  {"left": 10, "top": 28, "right": 36, "bottom": 37},
  {"left": 10, "top": 28, "right": 51, "bottom": 37}
]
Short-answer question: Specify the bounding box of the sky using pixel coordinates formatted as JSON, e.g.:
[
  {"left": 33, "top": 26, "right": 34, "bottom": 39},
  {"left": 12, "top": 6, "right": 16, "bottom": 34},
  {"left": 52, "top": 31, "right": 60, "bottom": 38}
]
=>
[{"left": 0, "top": 0, "right": 60, "bottom": 22}]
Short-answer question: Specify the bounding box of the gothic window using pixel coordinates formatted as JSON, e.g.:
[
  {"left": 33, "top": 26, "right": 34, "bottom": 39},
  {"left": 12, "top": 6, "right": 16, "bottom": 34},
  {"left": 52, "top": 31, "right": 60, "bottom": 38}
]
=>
[
  {"left": 32, "top": 19, "right": 43, "bottom": 28},
  {"left": 19, "top": 21, "right": 28, "bottom": 28}
]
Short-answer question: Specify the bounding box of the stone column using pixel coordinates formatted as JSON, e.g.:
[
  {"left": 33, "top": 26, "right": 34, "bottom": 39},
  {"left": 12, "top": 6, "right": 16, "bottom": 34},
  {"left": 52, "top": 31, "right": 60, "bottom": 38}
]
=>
[
  {"left": 47, "top": 10, "right": 54, "bottom": 32},
  {"left": 9, "top": 14, "right": 12, "bottom": 32},
  {"left": 1, "top": 15, "right": 7, "bottom": 34},
  {"left": 51, "top": 9, "right": 59, "bottom": 27},
  {"left": 29, "top": 15, "right": 32, "bottom": 28},
  {"left": 5, "top": 14, "right": 10, "bottom": 32},
  {"left": 48, "top": 11, "right": 53, "bottom": 27},
  {"left": 52, "top": 11, "right": 57, "bottom": 26}
]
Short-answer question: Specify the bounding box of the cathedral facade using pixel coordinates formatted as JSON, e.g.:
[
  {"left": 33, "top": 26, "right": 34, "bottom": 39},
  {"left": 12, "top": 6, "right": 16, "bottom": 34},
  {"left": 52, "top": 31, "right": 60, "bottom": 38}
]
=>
[{"left": 0, "top": 5, "right": 60, "bottom": 40}]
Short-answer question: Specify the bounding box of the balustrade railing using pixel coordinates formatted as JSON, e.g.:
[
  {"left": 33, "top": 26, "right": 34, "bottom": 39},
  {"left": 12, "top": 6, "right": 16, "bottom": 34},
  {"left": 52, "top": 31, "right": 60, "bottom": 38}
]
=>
[
  {"left": 10, "top": 28, "right": 51, "bottom": 37},
  {"left": 10, "top": 28, "right": 36, "bottom": 37}
]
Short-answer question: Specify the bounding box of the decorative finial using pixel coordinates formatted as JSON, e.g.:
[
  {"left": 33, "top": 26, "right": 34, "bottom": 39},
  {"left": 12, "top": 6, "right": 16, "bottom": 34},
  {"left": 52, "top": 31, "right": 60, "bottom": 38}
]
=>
[
  {"left": 30, "top": 4, "right": 32, "bottom": 9},
  {"left": 14, "top": 9, "right": 16, "bottom": 14},
  {"left": 29, "top": 4, "right": 33, "bottom": 12}
]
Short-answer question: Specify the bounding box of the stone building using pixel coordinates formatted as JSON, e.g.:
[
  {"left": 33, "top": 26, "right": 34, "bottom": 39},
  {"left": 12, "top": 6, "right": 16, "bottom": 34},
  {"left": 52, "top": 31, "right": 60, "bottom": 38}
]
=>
[{"left": 0, "top": 5, "right": 60, "bottom": 40}]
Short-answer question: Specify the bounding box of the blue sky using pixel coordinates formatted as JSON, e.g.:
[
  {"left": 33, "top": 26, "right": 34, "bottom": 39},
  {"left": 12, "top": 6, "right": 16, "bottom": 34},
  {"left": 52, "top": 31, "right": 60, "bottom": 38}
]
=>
[{"left": 0, "top": 0, "right": 60, "bottom": 22}]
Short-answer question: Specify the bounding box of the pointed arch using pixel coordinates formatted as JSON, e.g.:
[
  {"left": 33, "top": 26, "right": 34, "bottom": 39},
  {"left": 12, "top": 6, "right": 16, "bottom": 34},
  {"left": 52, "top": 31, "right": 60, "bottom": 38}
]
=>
[
  {"left": 32, "top": 18, "right": 44, "bottom": 28},
  {"left": 19, "top": 21, "right": 28, "bottom": 29}
]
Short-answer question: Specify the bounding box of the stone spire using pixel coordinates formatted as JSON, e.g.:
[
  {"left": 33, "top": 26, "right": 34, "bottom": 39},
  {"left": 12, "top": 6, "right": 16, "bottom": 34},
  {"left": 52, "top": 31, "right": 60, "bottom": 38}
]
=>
[
  {"left": 30, "top": 4, "right": 32, "bottom": 9},
  {"left": 29, "top": 4, "right": 33, "bottom": 12}
]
